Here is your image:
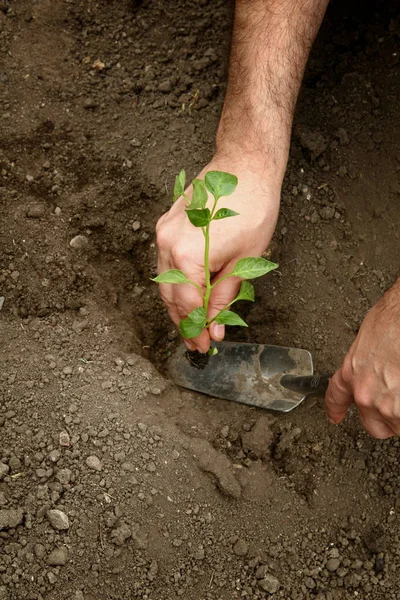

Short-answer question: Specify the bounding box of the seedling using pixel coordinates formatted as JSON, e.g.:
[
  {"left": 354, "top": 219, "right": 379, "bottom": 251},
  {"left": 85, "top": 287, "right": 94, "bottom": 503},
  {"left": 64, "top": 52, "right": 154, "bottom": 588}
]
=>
[{"left": 153, "top": 170, "right": 278, "bottom": 355}]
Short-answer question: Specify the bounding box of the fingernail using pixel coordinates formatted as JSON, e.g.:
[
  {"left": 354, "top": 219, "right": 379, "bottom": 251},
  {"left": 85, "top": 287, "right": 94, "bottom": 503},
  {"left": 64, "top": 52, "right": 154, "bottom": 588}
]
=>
[
  {"left": 213, "top": 324, "right": 225, "bottom": 341},
  {"left": 184, "top": 340, "right": 195, "bottom": 351}
]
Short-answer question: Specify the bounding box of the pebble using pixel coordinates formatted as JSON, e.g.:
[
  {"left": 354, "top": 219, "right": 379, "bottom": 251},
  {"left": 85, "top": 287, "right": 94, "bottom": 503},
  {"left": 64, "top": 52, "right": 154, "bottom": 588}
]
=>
[
  {"left": 47, "top": 572, "right": 58, "bottom": 584},
  {"left": 159, "top": 79, "right": 172, "bottom": 93},
  {"left": 47, "top": 509, "right": 70, "bottom": 530},
  {"left": 9, "top": 455, "right": 21, "bottom": 472},
  {"left": 83, "top": 97, "right": 98, "bottom": 109},
  {"left": 86, "top": 455, "right": 102, "bottom": 471},
  {"left": 147, "top": 559, "right": 159, "bottom": 580},
  {"left": 220, "top": 425, "right": 230, "bottom": 438},
  {"left": 47, "top": 546, "right": 69, "bottom": 566},
  {"left": 34, "top": 543, "right": 46, "bottom": 559},
  {"left": 326, "top": 557, "right": 341, "bottom": 572},
  {"left": 255, "top": 565, "right": 268, "bottom": 579},
  {"left": 59, "top": 431, "right": 71, "bottom": 447},
  {"left": 130, "top": 138, "right": 142, "bottom": 147},
  {"left": 233, "top": 539, "right": 248, "bottom": 556},
  {"left": 56, "top": 468, "right": 72, "bottom": 485},
  {"left": 132, "top": 220, "right": 141, "bottom": 231},
  {"left": 69, "top": 235, "right": 89, "bottom": 249},
  {"left": 0, "top": 508, "right": 24, "bottom": 530},
  {"left": 304, "top": 576, "right": 316, "bottom": 589},
  {"left": 48, "top": 449, "right": 61, "bottom": 463},
  {"left": 258, "top": 575, "right": 280, "bottom": 594},
  {"left": 319, "top": 206, "right": 335, "bottom": 220},
  {"left": 26, "top": 203, "right": 46, "bottom": 218},
  {"left": 111, "top": 521, "right": 131, "bottom": 546},
  {"left": 0, "top": 462, "right": 9, "bottom": 480}
]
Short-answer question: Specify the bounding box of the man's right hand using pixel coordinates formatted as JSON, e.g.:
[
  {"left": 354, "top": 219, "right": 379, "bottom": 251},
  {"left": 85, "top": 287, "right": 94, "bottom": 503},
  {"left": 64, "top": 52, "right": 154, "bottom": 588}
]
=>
[{"left": 156, "top": 156, "right": 281, "bottom": 353}]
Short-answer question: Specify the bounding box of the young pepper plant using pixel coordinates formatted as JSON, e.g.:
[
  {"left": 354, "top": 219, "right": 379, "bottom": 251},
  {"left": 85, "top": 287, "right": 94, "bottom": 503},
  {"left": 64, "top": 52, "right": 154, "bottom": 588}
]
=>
[{"left": 152, "top": 170, "right": 278, "bottom": 354}]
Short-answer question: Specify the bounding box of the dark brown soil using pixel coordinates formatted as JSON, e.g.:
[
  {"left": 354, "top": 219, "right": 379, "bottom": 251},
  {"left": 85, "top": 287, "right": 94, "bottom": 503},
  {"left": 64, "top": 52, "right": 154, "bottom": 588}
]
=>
[
  {"left": 185, "top": 350, "right": 210, "bottom": 370},
  {"left": 1, "top": 1, "right": 400, "bottom": 599}
]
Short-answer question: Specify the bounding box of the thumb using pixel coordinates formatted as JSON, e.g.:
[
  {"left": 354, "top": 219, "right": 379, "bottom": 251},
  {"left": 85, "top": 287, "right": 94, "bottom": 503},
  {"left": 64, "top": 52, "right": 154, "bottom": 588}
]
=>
[
  {"left": 208, "top": 271, "right": 241, "bottom": 342},
  {"left": 325, "top": 368, "right": 353, "bottom": 424}
]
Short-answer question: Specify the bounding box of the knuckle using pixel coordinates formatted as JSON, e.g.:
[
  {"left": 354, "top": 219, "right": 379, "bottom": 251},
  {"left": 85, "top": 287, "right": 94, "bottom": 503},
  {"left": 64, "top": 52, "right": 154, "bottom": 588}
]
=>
[
  {"left": 392, "top": 401, "right": 400, "bottom": 421},
  {"left": 156, "top": 224, "right": 171, "bottom": 250},
  {"left": 380, "top": 404, "right": 394, "bottom": 421},
  {"left": 341, "top": 354, "right": 354, "bottom": 385},
  {"left": 327, "top": 372, "right": 347, "bottom": 400},
  {"left": 171, "top": 245, "right": 189, "bottom": 265},
  {"left": 353, "top": 386, "right": 372, "bottom": 409}
]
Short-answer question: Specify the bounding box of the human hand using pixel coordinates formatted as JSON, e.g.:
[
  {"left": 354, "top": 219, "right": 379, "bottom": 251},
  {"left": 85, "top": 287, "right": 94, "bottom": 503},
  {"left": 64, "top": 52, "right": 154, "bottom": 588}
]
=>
[
  {"left": 156, "top": 157, "right": 281, "bottom": 353},
  {"left": 326, "top": 281, "right": 400, "bottom": 438}
]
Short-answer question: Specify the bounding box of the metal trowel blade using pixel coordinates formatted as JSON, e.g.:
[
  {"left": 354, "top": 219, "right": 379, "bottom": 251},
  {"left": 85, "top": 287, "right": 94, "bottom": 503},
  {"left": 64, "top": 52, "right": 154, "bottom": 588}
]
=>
[{"left": 168, "top": 341, "right": 314, "bottom": 412}]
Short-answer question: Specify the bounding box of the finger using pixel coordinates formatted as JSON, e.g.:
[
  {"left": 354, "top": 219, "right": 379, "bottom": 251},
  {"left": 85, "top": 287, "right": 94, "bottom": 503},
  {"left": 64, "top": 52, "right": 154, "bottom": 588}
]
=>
[
  {"left": 171, "top": 278, "right": 211, "bottom": 353},
  {"left": 208, "top": 267, "right": 241, "bottom": 342},
  {"left": 358, "top": 407, "right": 395, "bottom": 439},
  {"left": 325, "top": 369, "right": 353, "bottom": 424},
  {"left": 160, "top": 282, "right": 211, "bottom": 352},
  {"left": 372, "top": 395, "right": 400, "bottom": 437}
]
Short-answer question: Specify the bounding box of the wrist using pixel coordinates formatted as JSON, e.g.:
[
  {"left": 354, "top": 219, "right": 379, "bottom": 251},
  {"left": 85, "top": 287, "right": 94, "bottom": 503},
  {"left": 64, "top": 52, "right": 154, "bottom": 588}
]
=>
[{"left": 215, "top": 115, "right": 290, "bottom": 187}]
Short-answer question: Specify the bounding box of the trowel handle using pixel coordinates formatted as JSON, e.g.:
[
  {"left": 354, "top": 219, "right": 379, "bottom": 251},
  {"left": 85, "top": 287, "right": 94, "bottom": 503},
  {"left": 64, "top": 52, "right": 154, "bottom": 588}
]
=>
[{"left": 280, "top": 373, "right": 331, "bottom": 396}]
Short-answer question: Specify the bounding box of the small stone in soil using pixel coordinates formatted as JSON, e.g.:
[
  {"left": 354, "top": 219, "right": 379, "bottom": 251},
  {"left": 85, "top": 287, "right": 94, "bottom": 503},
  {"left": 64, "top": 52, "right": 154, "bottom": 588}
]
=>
[
  {"left": 0, "top": 508, "right": 24, "bottom": 530},
  {"left": 47, "top": 509, "right": 69, "bottom": 530},
  {"left": 233, "top": 539, "right": 248, "bottom": 556},
  {"left": 69, "top": 235, "right": 89, "bottom": 249},
  {"left": 86, "top": 455, "right": 102, "bottom": 471},
  {"left": 0, "top": 463, "right": 9, "bottom": 480},
  {"left": 258, "top": 575, "right": 280, "bottom": 594},
  {"left": 47, "top": 546, "right": 69, "bottom": 566},
  {"left": 59, "top": 431, "right": 70, "bottom": 447}
]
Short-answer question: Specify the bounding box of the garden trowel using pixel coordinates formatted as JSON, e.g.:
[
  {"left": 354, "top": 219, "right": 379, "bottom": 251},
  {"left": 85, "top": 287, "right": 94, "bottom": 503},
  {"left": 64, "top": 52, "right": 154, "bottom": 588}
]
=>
[{"left": 169, "top": 341, "right": 330, "bottom": 412}]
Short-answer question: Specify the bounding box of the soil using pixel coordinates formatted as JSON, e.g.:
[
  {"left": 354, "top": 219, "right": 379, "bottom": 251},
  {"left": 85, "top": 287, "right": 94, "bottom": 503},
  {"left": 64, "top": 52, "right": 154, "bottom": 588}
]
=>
[{"left": 1, "top": 1, "right": 400, "bottom": 599}]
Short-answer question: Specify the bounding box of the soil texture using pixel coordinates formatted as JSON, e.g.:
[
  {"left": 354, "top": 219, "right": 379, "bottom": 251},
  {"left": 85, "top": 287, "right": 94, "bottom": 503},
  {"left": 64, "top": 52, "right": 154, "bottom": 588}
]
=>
[{"left": 1, "top": 1, "right": 400, "bottom": 599}]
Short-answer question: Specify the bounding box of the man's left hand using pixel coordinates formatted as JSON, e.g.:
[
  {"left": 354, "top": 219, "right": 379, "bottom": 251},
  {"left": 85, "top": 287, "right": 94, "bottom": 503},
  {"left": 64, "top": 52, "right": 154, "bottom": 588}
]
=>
[{"left": 326, "top": 280, "right": 400, "bottom": 438}]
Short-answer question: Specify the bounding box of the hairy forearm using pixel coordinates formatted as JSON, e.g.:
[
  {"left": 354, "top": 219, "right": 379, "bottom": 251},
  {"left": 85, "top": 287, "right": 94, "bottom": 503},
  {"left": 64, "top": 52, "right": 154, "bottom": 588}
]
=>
[{"left": 217, "top": 0, "right": 329, "bottom": 179}]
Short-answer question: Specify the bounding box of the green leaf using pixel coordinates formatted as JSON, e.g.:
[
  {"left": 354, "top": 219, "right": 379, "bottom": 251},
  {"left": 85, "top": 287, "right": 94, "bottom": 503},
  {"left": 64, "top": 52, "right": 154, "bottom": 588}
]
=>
[
  {"left": 208, "top": 347, "right": 219, "bottom": 356},
  {"left": 213, "top": 208, "right": 239, "bottom": 220},
  {"left": 151, "top": 269, "right": 189, "bottom": 284},
  {"left": 215, "top": 310, "right": 248, "bottom": 327},
  {"left": 190, "top": 179, "right": 208, "bottom": 210},
  {"left": 234, "top": 280, "right": 255, "bottom": 303},
  {"left": 179, "top": 317, "right": 204, "bottom": 339},
  {"left": 173, "top": 169, "right": 186, "bottom": 202},
  {"left": 231, "top": 257, "right": 278, "bottom": 279},
  {"left": 188, "top": 307, "right": 207, "bottom": 328},
  {"left": 186, "top": 208, "right": 211, "bottom": 228},
  {"left": 205, "top": 171, "right": 238, "bottom": 201}
]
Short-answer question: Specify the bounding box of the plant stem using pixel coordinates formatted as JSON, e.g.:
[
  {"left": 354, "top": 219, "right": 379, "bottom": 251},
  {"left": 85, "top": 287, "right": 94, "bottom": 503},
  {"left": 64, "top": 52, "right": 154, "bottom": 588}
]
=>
[
  {"left": 203, "top": 197, "right": 220, "bottom": 313},
  {"left": 207, "top": 299, "right": 235, "bottom": 326},
  {"left": 203, "top": 223, "right": 211, "bottom": 312},
  {"left": 211, "top": 271, "right": 234, "bottom": 289}
]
